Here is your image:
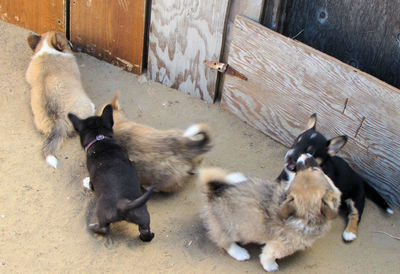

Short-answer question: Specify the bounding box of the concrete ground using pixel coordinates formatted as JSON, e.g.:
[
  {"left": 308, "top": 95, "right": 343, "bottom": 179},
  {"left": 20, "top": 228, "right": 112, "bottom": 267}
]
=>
[{"left": 0, "top": 20, "right": 399, "bottom": 273}]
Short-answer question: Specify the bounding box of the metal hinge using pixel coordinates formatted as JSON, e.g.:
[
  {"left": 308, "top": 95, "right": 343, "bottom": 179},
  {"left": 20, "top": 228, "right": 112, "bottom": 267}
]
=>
[{"left": 204, "top": 61, "right": 248, "bottom": 81}]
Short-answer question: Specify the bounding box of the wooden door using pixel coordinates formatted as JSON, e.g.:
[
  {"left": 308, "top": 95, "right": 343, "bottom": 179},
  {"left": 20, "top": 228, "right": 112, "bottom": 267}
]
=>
[
  {"left": 0, "top": 0, "right": 65, "bottom": 33},
  {"left": 222, "top": 15, "right": 400, "bottom": 207},
  {"left": 70, "top": 0, "right": 147, "bottom": 75}
]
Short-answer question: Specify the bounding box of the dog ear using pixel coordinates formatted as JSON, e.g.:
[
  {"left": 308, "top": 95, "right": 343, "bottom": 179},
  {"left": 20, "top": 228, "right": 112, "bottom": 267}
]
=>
[
  {"left": 321, "top": 190, "right": 340, "bottom": 220},
  {"left": 327, "top": 135, "right": 348, "bottom": 156},
  {"left": 110, "top": 90, "right": 121, "bottom": 110},
  {"left": 279, "top": 195, "right": 296, "bottom": 219},
  {"left": 68, "top": 113, "right": 83, "bottom": 133},
  {"left": 305, "top": 113, "right": 317, "bottom": 131},
  {"left": 51, "top": 32, "right": 67, "bottom": 52},
  {"left": 101, "top": 104, "right": 114, "bottom": 128},
  {"left": 27, "top": 34, "right": 41, "bottom": 51}
]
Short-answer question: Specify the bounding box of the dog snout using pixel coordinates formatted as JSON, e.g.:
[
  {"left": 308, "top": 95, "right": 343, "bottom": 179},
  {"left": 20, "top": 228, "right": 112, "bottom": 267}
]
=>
[{"left": 296, "top": 154, "right": 318, "bottom": 170}]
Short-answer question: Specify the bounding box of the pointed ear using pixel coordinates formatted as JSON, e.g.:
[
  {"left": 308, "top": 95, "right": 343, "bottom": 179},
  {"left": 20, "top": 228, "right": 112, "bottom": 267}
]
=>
[
  {"left": 321, "top": 190, "right": 340, "bottom": 220},
  {"left": 279, "top": 195, "right": 296, "bottom": 219},
  {"left": 101, "top": 104, "right": 114, "bottom": 128},
  {"left": 110, "top": 90, "right": 121, "bottom": 110},
  {"left": 68, "top": 113, "right": 83, "bottom": 133},
  {"left": 305, "top": 113, "right": 317, "bottom": 131},
  {"left": 27, "top": 34, "right": 41, "bottom": 51},
  {"left": 327, "top": 135, "right": 347, "bottom": 156}
]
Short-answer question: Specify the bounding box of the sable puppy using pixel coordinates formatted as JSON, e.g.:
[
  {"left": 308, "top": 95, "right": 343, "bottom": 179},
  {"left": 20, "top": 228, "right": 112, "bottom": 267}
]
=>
[
  {"left": 279, "top": 113, "right": 392, "bottom": 242},
  {"left": 25, "top": 31, "right": 94, "bottom": 168},
  {"left": 199, "top": 154, "right": 341, "bottom": 272},
  {"left": 68, "top": 105, "right": 155, "bottom": 241},
  {"left": 95, "top": 91, "right": 213, "bottom": 192}
]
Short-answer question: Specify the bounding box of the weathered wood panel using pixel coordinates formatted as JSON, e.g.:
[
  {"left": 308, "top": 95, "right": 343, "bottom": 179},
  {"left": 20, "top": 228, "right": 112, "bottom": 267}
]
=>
[
  {"left": 0, "top": 0, "right": 65, "bottom": 33},
  {"left": 222, "top": 15, "right": 400, "bottom": 207},
  {"left": 148, "top": 0, "right": 229, "bottom": 103},
  {"left": 281, "top": 0, "right": 400, "bottom": 89},
  {"left": 70, "top": 0, "right": 146, "bottom": 74}
]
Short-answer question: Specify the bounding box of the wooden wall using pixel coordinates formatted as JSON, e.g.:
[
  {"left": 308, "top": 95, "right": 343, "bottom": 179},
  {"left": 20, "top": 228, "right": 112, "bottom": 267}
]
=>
[
  {"left": 147, "top": 0, "right": 229, "bottom": 103},
  {"left": 70, "top": 0, "right": 147, "bottom": 75},
  {"left": 0, "top": 0, "right": 65, "bottom": 33},
  {"left": 222, "top": 15, "right": 400, "bottom": 207}
]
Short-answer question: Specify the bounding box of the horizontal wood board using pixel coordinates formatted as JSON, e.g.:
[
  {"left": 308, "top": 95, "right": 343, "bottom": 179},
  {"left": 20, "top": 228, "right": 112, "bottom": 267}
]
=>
[
  {"left": 70, "top": 0, "right": 146, "bottom": 74},
  {"left": 222, "top": 15, "right": 400, "bottom": 207},
  {"left": 147, "top": 0, "right": 229, "bottom": 102},
  {"left": 0, "top": 0, "right": 65, "bottom": 33}
]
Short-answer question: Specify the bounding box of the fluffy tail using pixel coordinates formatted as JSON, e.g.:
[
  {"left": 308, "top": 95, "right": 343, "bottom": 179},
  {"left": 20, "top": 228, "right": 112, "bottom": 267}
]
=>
[
  {"left": 183, "top": 123, "right": 213, "bottom": 156},
  {"left": 199, "top": 167, "right": 247, "bottom": 199},
  {"left": 117, "top": 186, "right": 156, "bottom": 212},
  {"left": 364, "top": 182, "right": 393, "bottom": 214},
  {"left": 42, "top": 121, "right": 67, "bottom": 169}
]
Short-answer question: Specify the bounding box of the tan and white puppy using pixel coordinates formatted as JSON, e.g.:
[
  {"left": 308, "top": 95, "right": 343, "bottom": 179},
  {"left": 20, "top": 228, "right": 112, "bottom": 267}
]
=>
[
  {"left": 25, "top": 31, "right": 95, "bottom": 168},
  {"left": 91, "top": 91, "right": 213, "bottom": 192},
  {"left": 199, "top": 154, "right": 341, "bottom": 272}
]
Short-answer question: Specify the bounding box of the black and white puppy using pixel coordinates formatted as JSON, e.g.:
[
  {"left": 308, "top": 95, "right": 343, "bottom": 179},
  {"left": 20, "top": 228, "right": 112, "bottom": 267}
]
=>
[
  {"left": 277, "top": 113, "right": 393, "bottom": 242},
  {"left": 68, "top": 104, "right": 155, "bottom": 241}
]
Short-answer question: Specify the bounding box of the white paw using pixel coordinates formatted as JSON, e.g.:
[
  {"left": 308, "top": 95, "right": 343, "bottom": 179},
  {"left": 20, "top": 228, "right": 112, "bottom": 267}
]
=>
[
  {"left": 90, "top": 103, "right": 96, "bottom": 114},
  {"left": 183, "top": 124, "right": 200, "bottom": 137},
  {"left": 46, "top": 155, "right": 58, "bottom": 169},
  {"left": 343, "top": 231, "right": 357, "bottom": 241},
  {"left": 262, "top": 261, "right": 279, "bottom": 272},
  {"left": 227, "top": 243, "right": 250, "bottom": 261},
  {"left": 225, "top": 173, "right": 247, "bottom": 184},
  {"left": 386, "top": 208, "right": 394, "bottom": 214},
  {"left": 82, "top": 177, "right": 91, "bottom": 190}
]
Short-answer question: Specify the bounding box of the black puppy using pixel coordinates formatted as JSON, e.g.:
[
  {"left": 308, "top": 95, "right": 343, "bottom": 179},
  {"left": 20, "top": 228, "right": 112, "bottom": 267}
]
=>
[
  {"left": 68, "top": 104, "right": 155, "bottom": 241},
  {"left": 277, "top": 113, "right": 392, "bottom": 242}
]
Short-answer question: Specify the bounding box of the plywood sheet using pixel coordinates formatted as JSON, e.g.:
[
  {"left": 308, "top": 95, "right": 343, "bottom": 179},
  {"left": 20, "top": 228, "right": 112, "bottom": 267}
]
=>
[
  {"left": 70, "top": 0, "right": 146, "bottom": 75},
  {"left": 148, "top": 0, "right": 229, "bottom": 102},
  {"left": 0, "top": 0, "right": 65, "bottom": 33},
  {"left": 222, "top": 15, "right": 400, "bottom": 207}
]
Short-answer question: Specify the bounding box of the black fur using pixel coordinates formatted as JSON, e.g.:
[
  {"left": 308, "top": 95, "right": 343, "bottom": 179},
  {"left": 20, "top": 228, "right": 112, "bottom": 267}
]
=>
[
  {"left": 68, "top": 105, "right": 155, "bottom": 241},
  {"left": 279, "top": 114, "right": 392, "bottom": 231}
]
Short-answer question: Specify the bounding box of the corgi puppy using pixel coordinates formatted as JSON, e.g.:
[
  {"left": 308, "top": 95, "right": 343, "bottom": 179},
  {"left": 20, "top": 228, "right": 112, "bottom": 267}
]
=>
[
  {"left": 95, "top": 91, "right": 213, "bottom": 192},
  {"left": 25, "top": 31, "right": 95, "bottom": 168},
  {"left": 199, "top": 154, "right": 341, "bottom": 272}
]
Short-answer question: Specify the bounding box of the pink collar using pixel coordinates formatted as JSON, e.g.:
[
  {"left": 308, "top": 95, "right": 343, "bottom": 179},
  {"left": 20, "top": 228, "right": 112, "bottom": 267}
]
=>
[{"left": 85, "top": 135, "right": 108, "bottom": 152}]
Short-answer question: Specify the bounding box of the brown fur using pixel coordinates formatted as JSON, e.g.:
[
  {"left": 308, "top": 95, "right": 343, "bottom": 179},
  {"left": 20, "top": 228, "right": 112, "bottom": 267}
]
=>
[
  {"left": 25, "top": 31, "right": 94, "bottom": 168},
  {"left": 99, "top": 91, "right": 213, "bottom": 192},
  {"left": 199, "top": 165, "right": 341, "bottom": 272}
]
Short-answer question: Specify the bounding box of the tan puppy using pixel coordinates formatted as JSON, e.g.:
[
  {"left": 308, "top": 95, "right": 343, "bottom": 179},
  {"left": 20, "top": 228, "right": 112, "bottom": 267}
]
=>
[
  {"left": 25, "top": 31, "right": 95, "bottom": 168},
  {"left": 199, "top": 154, "right": 341, "bottom": 272},
  {"left": 94, "top": 91, "right": 213, "bottom": 192}
]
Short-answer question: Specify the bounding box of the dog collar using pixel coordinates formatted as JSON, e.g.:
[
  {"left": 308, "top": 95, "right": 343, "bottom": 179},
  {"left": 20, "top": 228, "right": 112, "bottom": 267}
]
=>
[{"left": 85, "top": 135, "right": 108, "bottom": 152}]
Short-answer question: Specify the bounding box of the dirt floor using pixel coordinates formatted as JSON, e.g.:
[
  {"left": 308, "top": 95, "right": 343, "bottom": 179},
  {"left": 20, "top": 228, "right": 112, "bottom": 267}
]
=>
[{"left": 0, "top": 20, "right": 399, "bottom": 273}]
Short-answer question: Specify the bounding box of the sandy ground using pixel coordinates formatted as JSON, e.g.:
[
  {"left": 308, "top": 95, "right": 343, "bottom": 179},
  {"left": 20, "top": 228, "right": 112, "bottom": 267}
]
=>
[{"left": 0, "top": 20, "right": 399, "bottom": 273}]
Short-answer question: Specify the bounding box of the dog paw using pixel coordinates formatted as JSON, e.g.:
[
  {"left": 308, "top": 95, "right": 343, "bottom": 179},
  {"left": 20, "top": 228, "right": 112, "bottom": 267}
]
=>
[
  {"left": 46, "top": 155, "right": 58, "bottom": 169},
  {"left": 343, "top": 231, "right": 357, "bottom": 242},
  {"left": 227, "top": 243, "right": 250, "bottom": 261},
  {"left": 262, "top": 261, "right": 279, "bottom": 272},
  {"left": 139, "top": 232, "right": 155, "bottom": 242},
  {"left": 386, "top": 208, "right": 394, "bottom": 214},
  {"left": 82, "top": 177, "right": 92, "bottom": 190}
]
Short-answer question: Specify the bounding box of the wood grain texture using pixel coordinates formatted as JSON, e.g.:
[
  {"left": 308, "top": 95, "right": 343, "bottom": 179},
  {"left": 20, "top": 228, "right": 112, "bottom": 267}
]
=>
[
  {"left": 0, "top": 0, "right": 65, "bottom": 33},
  {"left": 282, "top": 0, "right": 400, "bottom": 89},
  {"left": 222, "top": 15, "right": 400, "bottom": 207},
  {"left": 70, "top": 0, "right": 146, "bottom": 74},
  {"left": 147, "top": 0, "right": 229, "bottom": 102}
]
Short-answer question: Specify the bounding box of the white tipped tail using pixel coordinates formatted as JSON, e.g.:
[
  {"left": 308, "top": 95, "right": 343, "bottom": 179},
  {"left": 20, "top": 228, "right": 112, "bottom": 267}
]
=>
[
  {"left": 225, "top": 172, "right": 247, "bottom": 184},
  {"left": 46, "top": 155, "right": 58, "bottom": 169},
  {"left": 183, "top": 124, "right": 201, "bottom": 137}
]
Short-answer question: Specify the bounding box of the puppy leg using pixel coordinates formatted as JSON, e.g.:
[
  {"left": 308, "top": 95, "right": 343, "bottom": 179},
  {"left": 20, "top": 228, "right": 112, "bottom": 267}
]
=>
[
  {"left": 260, "top": 241, "right": 290, "bottom": 272},
  {"left": 88, "top": 223, "right": 110, "bottom": 234},
  {"left": 89, "top": 201, "right": 115, "bottom": 235},
  {"left": 126, "top": 207, "right": 154, "bottom": 242},
  {"left": 224, "top": 243, "right": 250, "bottom": 261},
  {"left": 343, "top": 198, "right": 362, "bottom": 242}
]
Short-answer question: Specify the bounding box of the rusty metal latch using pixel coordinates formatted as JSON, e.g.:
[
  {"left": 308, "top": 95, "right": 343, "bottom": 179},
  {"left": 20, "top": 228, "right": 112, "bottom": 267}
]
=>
[{"left": 204, "top": 61, "right": 248, "bottom": 81}]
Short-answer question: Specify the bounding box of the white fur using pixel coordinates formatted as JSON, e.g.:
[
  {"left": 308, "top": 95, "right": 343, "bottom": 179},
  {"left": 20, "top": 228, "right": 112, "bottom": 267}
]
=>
[
  {"left": 227, "top": 243, "right": 250, "bottom": 261},
  {"left": 284, "top": 149, "right": 294, "bottom": 161},
  {"left": 183, "top": 124, "right": 200, "bottom": 137},
  {"left": 90, "top": 103, "right": 96, "bottom": 114},
  {"left": 34, "top": 40, "right": 73, "bottom": 58},
  {"left": 343, "top": 231, "right": 357, "bottom": 241},
  {"left": 82, "top": 177, "right": 91, "bottom": 190},
  {"left": 310, "top": 133, "right": 317, "bottom": 139},
  {"left": 225, "top": 173, "right": 247, "bottom": 184},
  {"left": 283, "top": 167, "right": 296, "bottom": 185},
  {"left": 46, "top": 155, "right": 58, "bottom": 169},
  {"left": 262, "top": 261, "right": 279, "bottom": 272},
  {"left": 386, "top": 208, "right": 393, "bottom": 214}
]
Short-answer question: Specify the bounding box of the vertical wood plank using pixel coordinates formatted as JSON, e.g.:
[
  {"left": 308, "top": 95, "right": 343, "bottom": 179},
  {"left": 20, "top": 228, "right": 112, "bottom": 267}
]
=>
[
  {"left": 70, "top": 0, "right": 146, "bottom": 75},
  {"left": 222, "top": 15, "right": 400, "bottom": 207},
  {"left": 0, "top": 0, "right": 65, "bottom": 33},
  {"left": 148, "top": 0, "right": 230, "bottom": 103}
]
